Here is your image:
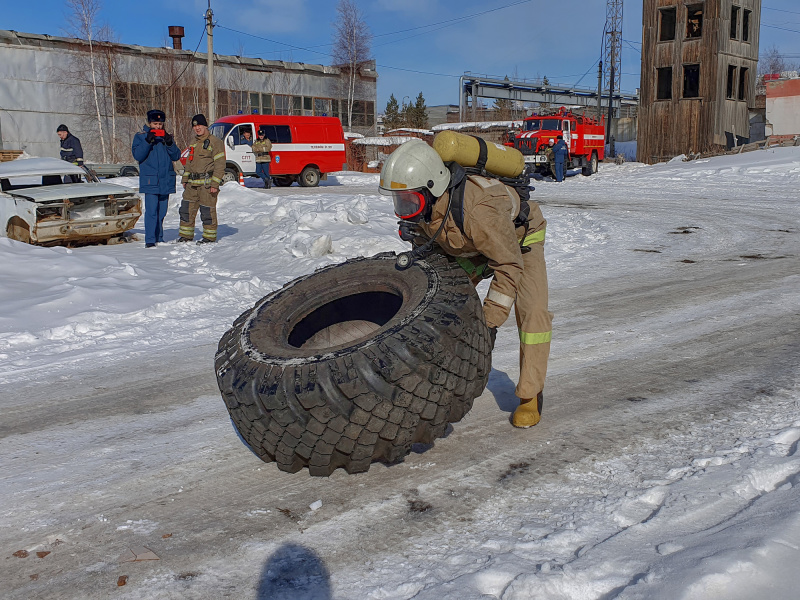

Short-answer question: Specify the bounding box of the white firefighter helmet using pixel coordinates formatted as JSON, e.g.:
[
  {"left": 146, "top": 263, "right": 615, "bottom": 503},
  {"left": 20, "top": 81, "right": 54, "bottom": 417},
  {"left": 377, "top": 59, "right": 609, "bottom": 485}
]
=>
[{"left": 379, "top": 139, "right": 450, "bottom": 198}]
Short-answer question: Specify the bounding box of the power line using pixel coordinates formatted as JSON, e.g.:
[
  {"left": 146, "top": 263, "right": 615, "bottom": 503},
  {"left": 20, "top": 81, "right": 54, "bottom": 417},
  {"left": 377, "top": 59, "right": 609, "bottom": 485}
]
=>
[
  {"left": 217, "top": 0, "right": 536, "bottom": 58},
  {"left": 763, "top": 23, "right": 800, "bottom": 35},
  {"left": 153, "top": 28, "right": 207, "bottom": 99},
  {"left": 764, "top": 7, "right": 800, "bottom": 17}
]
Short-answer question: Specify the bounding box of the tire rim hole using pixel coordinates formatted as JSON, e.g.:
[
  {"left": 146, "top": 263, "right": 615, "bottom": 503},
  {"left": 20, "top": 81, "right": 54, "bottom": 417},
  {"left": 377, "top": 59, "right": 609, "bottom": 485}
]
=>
[{"left": 288, "top": 291, "right": 403, "bottom": 349}]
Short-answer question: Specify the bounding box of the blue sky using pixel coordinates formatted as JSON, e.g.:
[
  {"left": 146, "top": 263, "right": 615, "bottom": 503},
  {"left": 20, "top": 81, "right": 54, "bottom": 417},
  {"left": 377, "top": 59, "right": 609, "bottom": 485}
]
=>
[{"left": 3, "top": 0, "right": 799, "bottom": 109}]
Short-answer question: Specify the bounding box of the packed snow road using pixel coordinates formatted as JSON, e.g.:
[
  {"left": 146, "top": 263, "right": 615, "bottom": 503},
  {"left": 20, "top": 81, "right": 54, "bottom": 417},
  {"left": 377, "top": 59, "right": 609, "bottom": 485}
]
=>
[{"left": 2, "top": 150, "right": 800, "bottom": 599}]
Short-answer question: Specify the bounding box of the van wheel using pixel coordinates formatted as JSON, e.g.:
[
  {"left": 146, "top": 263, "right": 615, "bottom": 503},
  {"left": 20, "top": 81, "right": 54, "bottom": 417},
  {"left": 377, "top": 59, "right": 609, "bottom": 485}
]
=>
[
  {"left": 222, "top": 168, "right": 238, "bottom": 184},
  {"left": 299, "top": 166, "right": 320, "bottom": 187},
  {"left": 273, "top": 176, "right": 294, "bottom": 187},
  {"left": 120, "top": 166, "right": 139, "bottom": 177},
  {"left": 6, "top": 217, "right": 32, "bottom": 244}
]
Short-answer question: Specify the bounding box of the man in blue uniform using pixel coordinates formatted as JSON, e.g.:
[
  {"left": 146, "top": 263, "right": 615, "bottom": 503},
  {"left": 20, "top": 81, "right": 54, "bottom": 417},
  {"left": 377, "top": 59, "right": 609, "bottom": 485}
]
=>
[
  {"left": 131, "top": 110, "right": 181, "bottom": 248},
  {"left": 553, "top": 135, "right": 569, "bottom": 183}
]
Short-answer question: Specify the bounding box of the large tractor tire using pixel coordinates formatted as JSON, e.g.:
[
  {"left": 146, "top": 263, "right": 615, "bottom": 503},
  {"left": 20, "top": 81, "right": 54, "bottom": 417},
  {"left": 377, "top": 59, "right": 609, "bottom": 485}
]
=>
[{"left": 215, "top": 253, "right": 492, "bottom": 476}]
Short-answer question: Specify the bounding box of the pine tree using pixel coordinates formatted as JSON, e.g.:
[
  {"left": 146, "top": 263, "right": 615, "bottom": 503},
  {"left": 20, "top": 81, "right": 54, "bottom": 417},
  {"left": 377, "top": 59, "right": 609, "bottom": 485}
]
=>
[
  {"left": 384, "top": 94, "right": 401, "bottom": 132},
  {"left": 412, "top": 91, "right": 428, "bottom": 129}
]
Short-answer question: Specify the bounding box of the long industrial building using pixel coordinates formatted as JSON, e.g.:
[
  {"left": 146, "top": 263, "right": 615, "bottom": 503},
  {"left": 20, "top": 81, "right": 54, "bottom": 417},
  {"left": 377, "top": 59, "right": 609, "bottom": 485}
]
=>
[{"left": 0, "top": 29, "right": 378, "bottom": 161}]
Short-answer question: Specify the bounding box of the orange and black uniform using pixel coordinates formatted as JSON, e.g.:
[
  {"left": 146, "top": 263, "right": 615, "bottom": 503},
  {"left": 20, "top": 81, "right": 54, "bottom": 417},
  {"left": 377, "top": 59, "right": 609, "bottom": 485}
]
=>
[{"left": 180, "top": 132, "right": 226, "bottom": 241}]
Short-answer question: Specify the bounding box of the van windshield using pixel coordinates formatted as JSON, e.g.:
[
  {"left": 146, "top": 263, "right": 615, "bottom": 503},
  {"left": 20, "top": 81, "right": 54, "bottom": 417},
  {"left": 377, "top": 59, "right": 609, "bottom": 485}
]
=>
[{"left": 209, "top": 122, "right": 233, "bottom": 140}]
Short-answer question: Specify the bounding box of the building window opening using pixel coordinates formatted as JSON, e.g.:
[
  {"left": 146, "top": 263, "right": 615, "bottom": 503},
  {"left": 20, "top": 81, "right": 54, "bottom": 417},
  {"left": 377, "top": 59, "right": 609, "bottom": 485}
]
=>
[
  {"left": 659, "top": 8, "right": 677, "bottom": 41},
  {"left": 657, "top": 67, "right": 673, "bottom": 100},
  {"left": 686, "top": 5, "right": 704, "bottom": 39},
  {"left": 743, "top": 10, "right": 751, "bottom": 42},
  {"left": 683, "top": 64, "right": 701, "bottom": 98},
  {"left": 738, "top": 67, "right": 748, "bottom": 101},
  {"left": 727, "top": 65, "right": 737, "bottom": 99},
  {"left": 730, "top": 6, "right": 740, "bottom": 40}
]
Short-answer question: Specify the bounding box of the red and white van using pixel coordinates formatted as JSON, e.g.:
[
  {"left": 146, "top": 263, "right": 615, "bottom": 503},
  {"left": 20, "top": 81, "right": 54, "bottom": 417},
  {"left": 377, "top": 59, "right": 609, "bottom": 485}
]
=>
[{"left": 204, "top": 115, "right": 346, "bottom": 187}]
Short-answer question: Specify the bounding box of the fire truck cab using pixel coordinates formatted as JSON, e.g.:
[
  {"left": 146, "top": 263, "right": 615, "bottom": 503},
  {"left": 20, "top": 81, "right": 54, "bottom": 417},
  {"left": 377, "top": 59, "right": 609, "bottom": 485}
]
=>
[{"left": 511, "top": 108, "right": 605, "bottom": 176}]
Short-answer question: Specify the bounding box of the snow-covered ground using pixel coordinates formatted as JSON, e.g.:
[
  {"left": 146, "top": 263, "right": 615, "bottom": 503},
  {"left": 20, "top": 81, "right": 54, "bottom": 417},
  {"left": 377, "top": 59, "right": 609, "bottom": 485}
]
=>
[{"left": 2, "top": 150, "right": 800, "bottom": 599}]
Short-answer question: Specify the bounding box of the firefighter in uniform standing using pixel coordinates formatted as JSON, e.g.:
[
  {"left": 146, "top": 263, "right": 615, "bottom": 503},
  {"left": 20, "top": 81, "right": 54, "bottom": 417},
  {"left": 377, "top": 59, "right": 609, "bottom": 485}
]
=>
[
  {"left": 179, "top": 114, "right": 226, "bottom": 244},
  {"left": 380, "top": 140, "right": 552, "bottom": 428},
  {"left": 251, "top": 127, "right": 272, "bottom": 189},
  {"left": 544, "top": 138, "right": 556, "bottom": 180}
]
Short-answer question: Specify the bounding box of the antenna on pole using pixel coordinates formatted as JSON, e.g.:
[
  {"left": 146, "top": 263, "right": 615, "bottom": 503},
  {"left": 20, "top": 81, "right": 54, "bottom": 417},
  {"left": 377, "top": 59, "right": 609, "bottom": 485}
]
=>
[
  {"left": 206, "top": 1, "right": 216, "bottom": 122},
  {"left": 603, "top": 0, "right": 623, "bottom": 153}
]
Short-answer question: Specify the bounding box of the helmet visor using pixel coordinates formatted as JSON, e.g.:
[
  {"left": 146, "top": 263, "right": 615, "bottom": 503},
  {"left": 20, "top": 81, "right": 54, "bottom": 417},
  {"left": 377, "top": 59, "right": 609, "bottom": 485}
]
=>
[{"left": 382, "top": 189, "right": 427, "bottom": 220}]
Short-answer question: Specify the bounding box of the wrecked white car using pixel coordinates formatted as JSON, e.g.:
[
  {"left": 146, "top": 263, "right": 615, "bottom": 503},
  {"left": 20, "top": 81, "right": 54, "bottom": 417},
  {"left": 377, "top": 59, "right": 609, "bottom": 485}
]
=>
[{"left": 0, "top": 157, "right": 141, "bottom": 245}]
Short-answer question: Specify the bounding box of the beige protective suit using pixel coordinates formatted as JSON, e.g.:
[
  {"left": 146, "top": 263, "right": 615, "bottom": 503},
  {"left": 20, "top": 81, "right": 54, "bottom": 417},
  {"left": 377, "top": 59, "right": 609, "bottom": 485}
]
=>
[{"left": 416, "top": 175, "right": 552, "bottom": 400}]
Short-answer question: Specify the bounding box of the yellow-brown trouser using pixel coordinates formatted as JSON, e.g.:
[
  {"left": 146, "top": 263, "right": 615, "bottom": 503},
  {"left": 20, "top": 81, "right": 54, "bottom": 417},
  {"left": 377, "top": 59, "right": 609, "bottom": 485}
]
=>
[
  {"left": 457, "top": 224, "right": 552, "bottom": 400},
  {"left": 180, "top": 183, "right": 218, "bottom": 241}
]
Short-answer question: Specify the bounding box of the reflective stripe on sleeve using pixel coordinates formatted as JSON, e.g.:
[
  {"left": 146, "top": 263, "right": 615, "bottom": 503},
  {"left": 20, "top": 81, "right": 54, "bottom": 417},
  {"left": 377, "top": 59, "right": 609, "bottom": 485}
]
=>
[
  {"left": 213, "top": 152, "right": 226, "bottom": 161},
  {"left": 211, "top": 176, "right": 222, "bottom": 184},
  {"left": 522, "top": 228, "right": 546, "bottom": 246},
  {"left": 519, "top": 330, "right": 552, "bottom": 345},
  {"left": 486, "top": 287, "right": 514, "bottom": 309}
]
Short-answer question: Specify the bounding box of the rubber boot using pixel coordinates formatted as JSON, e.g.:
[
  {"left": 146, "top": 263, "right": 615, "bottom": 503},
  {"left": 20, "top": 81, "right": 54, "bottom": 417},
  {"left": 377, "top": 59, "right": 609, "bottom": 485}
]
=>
[{"left": 512, "top": 392, "right": 543, "bottom": 428}]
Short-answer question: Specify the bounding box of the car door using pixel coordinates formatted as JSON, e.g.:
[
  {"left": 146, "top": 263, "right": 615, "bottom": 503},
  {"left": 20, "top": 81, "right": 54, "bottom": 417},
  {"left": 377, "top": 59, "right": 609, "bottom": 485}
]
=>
[
  {"left": 562, "top": 120, "right": 573, "bottom": 151},
  {"left": 225, "top": 123, "right": 256, "bottom": 173}
]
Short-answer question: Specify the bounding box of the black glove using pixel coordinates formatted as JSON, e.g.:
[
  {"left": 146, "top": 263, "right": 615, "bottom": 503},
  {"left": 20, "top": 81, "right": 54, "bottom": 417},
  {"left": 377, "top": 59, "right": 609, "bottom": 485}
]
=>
[
  {"left": 145, "top": 131, "right": 157, "bottom": 145},
  {"left": 164, "top": 132, "right": 174, "bottom": 146},
  {"left": 488, "top": 327, "right": 497, "bottom": 350}
]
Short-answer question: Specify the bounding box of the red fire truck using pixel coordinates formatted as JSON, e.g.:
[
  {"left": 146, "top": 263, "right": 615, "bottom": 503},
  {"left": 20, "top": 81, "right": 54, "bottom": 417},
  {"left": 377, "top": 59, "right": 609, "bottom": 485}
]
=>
[{"left": 510, "top": 108, "right": 605, "bottom": 176}]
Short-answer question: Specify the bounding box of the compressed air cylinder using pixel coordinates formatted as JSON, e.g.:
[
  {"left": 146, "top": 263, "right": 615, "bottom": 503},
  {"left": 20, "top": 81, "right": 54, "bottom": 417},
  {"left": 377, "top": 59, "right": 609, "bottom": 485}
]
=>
[{"left": 433, "top": 130, "right": 525, "bottom": 178}]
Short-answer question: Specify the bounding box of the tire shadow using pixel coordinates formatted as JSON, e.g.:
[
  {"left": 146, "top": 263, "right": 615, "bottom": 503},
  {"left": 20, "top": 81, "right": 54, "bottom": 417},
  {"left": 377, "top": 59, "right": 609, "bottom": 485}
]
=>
[
  {"left": 487, "top": 369, "right": 518, "bottom": 413},
  {"left": 256, "top": 543, "right": 332, "bottom": 600}
]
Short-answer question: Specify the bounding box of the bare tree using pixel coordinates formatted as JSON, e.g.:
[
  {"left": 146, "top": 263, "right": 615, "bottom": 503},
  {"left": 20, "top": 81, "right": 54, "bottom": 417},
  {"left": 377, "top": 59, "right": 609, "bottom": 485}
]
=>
[
  {"left": 758, "top": 45, "right": 798, "bottom": 77},
  {"left": 66, "top": 0, "right": 108, "bottom": 162},
  {"left": 332, "top": 0, "right": 372, "bottom": 132}
]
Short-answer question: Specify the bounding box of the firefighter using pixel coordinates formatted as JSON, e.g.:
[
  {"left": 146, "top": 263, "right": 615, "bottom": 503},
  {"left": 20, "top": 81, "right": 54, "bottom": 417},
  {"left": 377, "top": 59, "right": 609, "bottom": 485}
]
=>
[
  {"left": 553, "top": 135, "right": 569, "bottom": 182},
  {"left": 544, "top": 139, "right": 556, "bottom": 179},
  {"left": 179, "top": 114, "right": 226, "bottom": 244},
  {"left": 380, "top": 140, "right": 552, "bottom": 428},
  {"left": 252, "top": 127, "right": 273, "bottom": 189},
  {"left": 57, "top": 124, "right": 84, "bottom": 182},
  {"left": 131, "top": 110, "right": 181, "bottom": 248}
]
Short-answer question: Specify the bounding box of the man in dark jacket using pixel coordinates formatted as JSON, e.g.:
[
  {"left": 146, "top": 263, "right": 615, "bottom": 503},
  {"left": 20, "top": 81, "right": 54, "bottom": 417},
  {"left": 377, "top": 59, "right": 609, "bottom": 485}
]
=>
[
  {"left": 57, "top": 125, "right": 84, "bottom": 182},
  {"left": 553, "top": 135, "right": 569, "bottom": 182},
  {"left": 131, "top": 110, "right": 181, "bottom": 248}
]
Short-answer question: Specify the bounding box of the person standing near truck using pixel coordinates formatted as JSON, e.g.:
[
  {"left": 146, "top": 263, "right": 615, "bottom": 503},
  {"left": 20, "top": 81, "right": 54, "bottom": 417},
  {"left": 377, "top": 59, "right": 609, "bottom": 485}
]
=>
[
  {"left": 252, "top": 127, "right": 272, "bottom": 189},
  {"left": 553, "top": 135, "right": 569, "bottom": 182},
  {"left": 179, "top": 114, "right": 226, "bottom": 244},
  {"left": 131, "top": 110, "right": 181, "bottom": 248}
]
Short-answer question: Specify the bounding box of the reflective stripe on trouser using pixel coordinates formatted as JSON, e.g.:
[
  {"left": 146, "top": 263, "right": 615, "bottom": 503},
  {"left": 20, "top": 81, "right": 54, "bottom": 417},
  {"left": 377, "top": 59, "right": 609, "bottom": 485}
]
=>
[
  {"left": 515, "top": 228, "right": 552, "bottom": 399},
  {"left": 180, "top": 184, "right": 218, "bottom": 240}
]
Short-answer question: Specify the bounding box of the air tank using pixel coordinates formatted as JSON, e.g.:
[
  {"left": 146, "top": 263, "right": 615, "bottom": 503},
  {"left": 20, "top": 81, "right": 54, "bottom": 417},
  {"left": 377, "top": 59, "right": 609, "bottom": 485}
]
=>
[{"left": 432, "top": 130, "right": 525, "bottom": 178}]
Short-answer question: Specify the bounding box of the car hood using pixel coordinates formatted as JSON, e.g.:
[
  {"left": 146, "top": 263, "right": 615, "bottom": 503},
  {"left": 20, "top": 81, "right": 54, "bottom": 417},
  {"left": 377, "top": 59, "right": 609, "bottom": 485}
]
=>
[{"left": 8, "top": 182, "right": 138, "bottom": 203}]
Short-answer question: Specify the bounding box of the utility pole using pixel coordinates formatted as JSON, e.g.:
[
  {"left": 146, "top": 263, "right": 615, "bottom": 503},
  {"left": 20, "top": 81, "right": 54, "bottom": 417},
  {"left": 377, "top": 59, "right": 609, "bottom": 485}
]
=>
[
  {"left": 603, "top": 0, "right": 623, "bottom": 151},
  {"left": 597, "top": 61, "right": 603, "bottom": 121},
  {"left": 206, "top": 2, "right": 215, "bottom": 122}
]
